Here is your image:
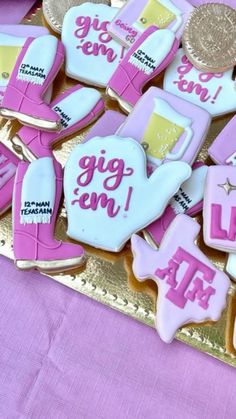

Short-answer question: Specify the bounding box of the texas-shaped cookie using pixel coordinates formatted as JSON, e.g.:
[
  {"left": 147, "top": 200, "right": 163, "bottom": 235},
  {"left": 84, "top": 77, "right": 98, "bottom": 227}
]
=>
[
  {"left": 131, "top": 214, "right": 230, "bottom": 343},
  {"left": 64, "top": 135, "right": 191, "bottom": 251}
]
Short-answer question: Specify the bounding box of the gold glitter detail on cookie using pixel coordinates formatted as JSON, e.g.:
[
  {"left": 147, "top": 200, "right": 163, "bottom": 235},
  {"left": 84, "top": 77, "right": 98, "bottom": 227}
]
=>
[
  {"left": 182, "top": 4, "right": 236, "bottom": 72},
  {"left": 218, "top": 178, "right": 236, "bottom": 195}
]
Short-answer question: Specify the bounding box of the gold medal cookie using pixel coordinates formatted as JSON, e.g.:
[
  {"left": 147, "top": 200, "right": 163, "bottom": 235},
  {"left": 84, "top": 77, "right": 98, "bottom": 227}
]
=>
[{"left": 182, "top": 3, "right": 236, "bottom": 73}]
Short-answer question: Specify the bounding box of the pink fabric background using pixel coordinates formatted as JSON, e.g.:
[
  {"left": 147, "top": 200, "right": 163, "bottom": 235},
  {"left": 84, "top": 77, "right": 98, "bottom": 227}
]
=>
[
  {"left": 0, "top": 255, "right": 235, "bottom": 419},
  {"left": 0, "top": 1, "right": 236, "bottom": 417}
]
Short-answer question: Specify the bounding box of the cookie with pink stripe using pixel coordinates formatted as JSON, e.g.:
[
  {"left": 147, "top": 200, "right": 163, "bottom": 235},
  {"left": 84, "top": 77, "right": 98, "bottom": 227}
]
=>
[
  {"left": 131, "top": 214, "right": 230, "bottom": 343},
  {"left": 107, "top": 25, "right": 179, "bottom": 113},
  {"left": 12, "top": 85, "right": 104, "bottom": 161}
]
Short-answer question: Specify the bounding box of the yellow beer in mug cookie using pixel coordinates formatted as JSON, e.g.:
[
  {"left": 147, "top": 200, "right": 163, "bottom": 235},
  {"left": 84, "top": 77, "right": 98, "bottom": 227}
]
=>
[
  {"left": 135, "top": 0, "right": 182, "bottom": 31},
  {"left": 142, "top": 98, "right": 193, "bottom": 163}
]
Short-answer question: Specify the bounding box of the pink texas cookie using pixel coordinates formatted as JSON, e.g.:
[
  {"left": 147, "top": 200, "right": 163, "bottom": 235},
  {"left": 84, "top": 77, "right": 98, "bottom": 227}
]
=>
[
  {"left": 108, "top": 0, "right": 193, "bottom": 48},
  {"left": 131, "top": 214, "right": 230, "bottom": 343},
  {"left": 208, "top": 115, "right": 236, "bottom": 166},
  {"left": 62, "top": 4, "right": 125, "bottom": 88},
  {"left": 107, "top": 25, "right": 179, "bottom": 113},
  {"left": 203, "top": 165, "right": 236, "bottom": 252},
  {"left": 164, "top": 49, "right": 236, "bottom": 118},
  {"left": 64, "top": 135, "right": 191, "bottom": 252},
  {"left": 117, "top": 86, "right": 211, "bottom": 169},
  {"left": 145, "top": 162, "right": 207, "bottom": 246}
]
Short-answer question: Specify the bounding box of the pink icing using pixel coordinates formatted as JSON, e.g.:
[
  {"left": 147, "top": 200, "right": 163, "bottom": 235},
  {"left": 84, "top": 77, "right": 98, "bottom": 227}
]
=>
[
  {"left": 210, "top": 203, "right": 236, "bottom": 241},
  {"left": 71, "top": 150, "right": 134, "bottom": 218},
  {"left": 156, "top": 247, "right": 216, "bottom": 309},
  {"left": 74, "top": 15, "right": 117, "bottom": 63},
  {"left": 173, "top": 54, "right": 223, "bottom": 104}
]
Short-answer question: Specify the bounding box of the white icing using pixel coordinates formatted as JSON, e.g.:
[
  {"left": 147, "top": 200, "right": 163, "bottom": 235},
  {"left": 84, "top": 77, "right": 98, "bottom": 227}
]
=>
[
  {"left": 170, "top": 165, "right": 207, "bottom": 214},
  {"left": 133, "top": 0, "right": 182, "bottom": 32},
  {"left": 17, "top": 35, "right": 58, "bottom": 85},
  {"left": 128, "top": 29, "right": 175, "bottom": 75},
  {"left": 164, "top": 49, "right": 236, "bottom": 117},
  {"left": 62, "top": 4, "right": 125, "bottom": 87},
  {"left": 20, "top": 157, "right": 55, "bottom": 224},
  {"left": 52, "top": 87, "right": 102, "bottom": 130},
  {"left": 0, "top": 153, "right": 16, "bottom": 188},
  {"left": 0, "top": 33, "right": 26, "bottom": 46},
  {"left": 64, "top": 135, "right": 191, "bottom": 251},
  {"left": 226, "top": 253, "right": 236, "bottom": 283}
]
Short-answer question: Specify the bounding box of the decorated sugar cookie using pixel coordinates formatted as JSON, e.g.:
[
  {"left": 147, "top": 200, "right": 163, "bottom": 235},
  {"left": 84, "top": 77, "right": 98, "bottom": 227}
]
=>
[
  {"left": 208, "top": 116, "right": 236, "bottom": 166},
  {"left": 13, "top": 157, "right": 85, "bottom": 272},
  {"left": 145, "top": 162, "right": 207, "bottom": 245},
  {"left": 108, "top": 0, "right": 193, "bottom": 48},
  {"left": 0, "top": 143, "right": 20, "bottom": 216},
  {"left": 62, "top": 4, "right": 125, "bottom": 87},
  {"left": 117, "top": 86, "right": 211, "bottom": 169},
  {"left": 43, "top": 0, "right": 111, "bottom": 34},
  {"left": 0, "top": 35, "right": 64, "bottom": 130},
  {"left": 131, "top": 214, "right": 230, "bottom": 343},
  {"left": 107, "top": 25, "right": 179, "bottom": 113},
  {"left": 203, "top": 165, "right": 236, "bottom": 252},
  {"left": 64, "top": 135, "right": 191, "bottom": 252},
  {"left": 84, "top": 110, "right": 126, "bottom": 142},
  {"left": 12, "top": 85, "right": 104, "bottom": 161},
  {"left": 164, "top": 49, "right": 236, "bottom": 118}
]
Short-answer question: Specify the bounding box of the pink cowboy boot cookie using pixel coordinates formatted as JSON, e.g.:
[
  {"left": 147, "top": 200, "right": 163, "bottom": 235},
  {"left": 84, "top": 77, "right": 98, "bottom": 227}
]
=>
[
  {"left": 12, "top": 85, "right": 105, "bottom": 161},
  {"left": 0, "top": 143, "right": 20, "bottom": 216},
  {"left": 13, "top": 157, "right": 85, "bottom": 272},
  {"left": 0, "top": 35, "right": 64, "bottom": 130},
  {"left": 144, "top": 162, "right": 207, "bottom": 246},
  {"left": 107, "top": 25, "right": 179, "bottom": 113},
  {"left": 131, "top": 214, "right": 230, "bottom": 343}
]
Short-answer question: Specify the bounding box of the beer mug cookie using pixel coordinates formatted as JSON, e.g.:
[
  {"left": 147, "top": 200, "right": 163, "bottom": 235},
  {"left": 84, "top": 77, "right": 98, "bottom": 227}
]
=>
[
  {"left": 108, "top": 0, "right": 193, "bottom": 47},
  {"left": 164, "top": 49, "right": 236, "bottom": 117},
  {"left": 117, "top": 87, "right": 211, "bottom": 169}
]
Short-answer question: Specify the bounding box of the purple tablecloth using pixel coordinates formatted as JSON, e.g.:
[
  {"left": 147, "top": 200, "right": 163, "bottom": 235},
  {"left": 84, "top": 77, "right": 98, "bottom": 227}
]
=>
[
  {"left": 0, "top": 255, "right": 235, "bottom": 419},
  {"left": 0, "top": 1, "right": 236, "bottom": 418}
]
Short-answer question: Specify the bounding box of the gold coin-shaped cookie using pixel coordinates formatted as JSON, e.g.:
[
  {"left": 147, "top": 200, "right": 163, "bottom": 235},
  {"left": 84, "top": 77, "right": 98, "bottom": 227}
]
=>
[
  {"left": 43, "top": 0, "right": 111, "bottom": 34},
  {"left": 182, "top": 3, "right": 236, "bottom": 73}
]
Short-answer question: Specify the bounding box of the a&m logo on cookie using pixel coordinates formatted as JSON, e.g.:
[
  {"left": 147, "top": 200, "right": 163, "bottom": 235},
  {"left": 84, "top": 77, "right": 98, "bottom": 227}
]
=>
[
  {"left": 131, "top": 214, "right": 230, "bottom": 343},
  {"left": 64, "top": 135, "right": 191, "bottom": 252},
  {"left": 164, "top": 49, "right": 236, "bottom": 117},
  {"left": 62, "top": 4, "right": 125, "bottom": 87}
]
